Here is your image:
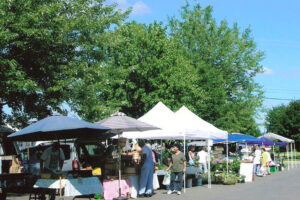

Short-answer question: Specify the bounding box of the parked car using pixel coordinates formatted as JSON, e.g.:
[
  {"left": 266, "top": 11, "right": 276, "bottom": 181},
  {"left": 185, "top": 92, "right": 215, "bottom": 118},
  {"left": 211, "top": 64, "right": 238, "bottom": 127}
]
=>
[{"left": 21, "top": 139, "right": 107, "bottom": 175}]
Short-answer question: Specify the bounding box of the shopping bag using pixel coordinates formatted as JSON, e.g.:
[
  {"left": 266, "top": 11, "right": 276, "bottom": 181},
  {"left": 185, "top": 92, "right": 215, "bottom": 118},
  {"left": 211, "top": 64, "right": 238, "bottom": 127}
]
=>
[
  {"left": 189, "top": 159, "right": 195, "bottom": 166},
  {"left": 153, "top": 173, "right": 160, "bottom": 190},
  {"left": 162, "top": 171, "right": 171, "bottom": 185}
]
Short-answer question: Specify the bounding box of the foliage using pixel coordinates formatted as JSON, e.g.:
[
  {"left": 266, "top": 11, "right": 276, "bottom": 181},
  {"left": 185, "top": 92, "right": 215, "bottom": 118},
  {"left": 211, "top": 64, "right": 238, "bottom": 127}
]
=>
[
  {"left": 168, "top": 2, "right": 264, "bottom": 136},
  {"left": 1, "top": 0, "right": 265, "bottom": 136},
  {"left": 70, "top": 21, "right": 203, "bottom": 121},
  {"left": 0, "top": 0, "right": 129, "bottom": 126},
  {"left": 266, "top": 100, "right": 300, "bottom": 148}
]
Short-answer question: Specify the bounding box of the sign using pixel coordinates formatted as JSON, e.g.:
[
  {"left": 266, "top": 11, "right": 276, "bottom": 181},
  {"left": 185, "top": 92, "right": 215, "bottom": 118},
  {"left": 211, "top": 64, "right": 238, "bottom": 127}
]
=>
[{"left": 240, "top": 163, "right": 253, "bottom": 182}]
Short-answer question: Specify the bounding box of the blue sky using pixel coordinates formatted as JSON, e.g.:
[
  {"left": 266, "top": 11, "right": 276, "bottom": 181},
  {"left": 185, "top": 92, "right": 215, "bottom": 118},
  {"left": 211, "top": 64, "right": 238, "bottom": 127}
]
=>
[{"left": 113, "top": 0, "right": 300, "bottom": 113}]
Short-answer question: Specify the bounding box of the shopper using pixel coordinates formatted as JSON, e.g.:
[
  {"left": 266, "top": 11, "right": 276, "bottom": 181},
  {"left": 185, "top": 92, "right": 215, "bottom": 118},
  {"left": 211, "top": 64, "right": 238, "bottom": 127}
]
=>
[
  {"left": 261, "top": 148, "right": 268, "bottom": 177},
  {"left": 197, "top": 147, "right": 208, "bottom": 174},
  {"left": 188, "top": 146, "right": 196, "bottom": 166},
  {"left": 166, "top": 144, "right": 186, "bottom": 195},
  {"left": 138, "top": 140, "right": 154, "bottom": 197},
  {"left": 252, "top": 145, "right": 261, "bottom": 175}
]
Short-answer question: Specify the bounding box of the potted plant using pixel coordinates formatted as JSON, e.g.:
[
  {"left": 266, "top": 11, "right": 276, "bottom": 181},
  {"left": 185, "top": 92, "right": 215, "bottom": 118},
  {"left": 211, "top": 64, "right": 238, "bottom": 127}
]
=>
[
  {"left": 223, "top": 174, "right": 237, "bottom": 185},
  {"left": 238, "top": 175, "right": 245, "bottom": 183}
]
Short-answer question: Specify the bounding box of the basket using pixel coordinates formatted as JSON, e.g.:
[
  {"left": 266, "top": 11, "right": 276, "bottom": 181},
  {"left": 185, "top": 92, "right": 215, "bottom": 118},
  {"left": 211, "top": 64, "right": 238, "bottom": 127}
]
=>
[{"left": 40, "top": 173, "right": 51, "bottom": 179}]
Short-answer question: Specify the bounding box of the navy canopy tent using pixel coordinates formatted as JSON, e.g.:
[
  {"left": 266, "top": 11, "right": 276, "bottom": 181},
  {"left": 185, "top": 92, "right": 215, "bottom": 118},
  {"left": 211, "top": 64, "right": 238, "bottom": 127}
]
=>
[{"left": 8, "top": 115, "right": 111, "bottom": 141}]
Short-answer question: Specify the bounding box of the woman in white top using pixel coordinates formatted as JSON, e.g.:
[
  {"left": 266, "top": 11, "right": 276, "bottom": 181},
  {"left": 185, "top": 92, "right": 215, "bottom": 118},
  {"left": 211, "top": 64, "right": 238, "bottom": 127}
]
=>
[
  {"left": 197, "top": 147, "right": 208, "bottom": 174},
  {"left": 252, "top": 145, "right": 261, "bottom": 175}
]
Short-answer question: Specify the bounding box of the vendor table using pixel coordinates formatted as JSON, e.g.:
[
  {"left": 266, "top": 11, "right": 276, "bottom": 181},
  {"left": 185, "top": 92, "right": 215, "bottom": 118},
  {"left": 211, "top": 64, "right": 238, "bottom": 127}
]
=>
[
  {"left": 103, "top": 179, "right": 132, "bottom": 200},
  {"left": 34, "top": 177, "right": 103, "bottom": 197},
  {"left": 156, "top": 166, "right": 201, "bottom": 176}
]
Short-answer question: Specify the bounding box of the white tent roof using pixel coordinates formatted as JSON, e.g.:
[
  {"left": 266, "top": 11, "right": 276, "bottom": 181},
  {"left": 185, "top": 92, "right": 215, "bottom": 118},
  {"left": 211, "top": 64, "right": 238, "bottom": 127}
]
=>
[
  {"left": 119, "top": 102, "right": 183, "bottom": 139},
  {"left": 174, "top": 106, "right": 228, "bottom": 140},
  {"left": 119, "top": 103, "right": 227, "bottom": 140},
  {"left": 264, "top": 132, "right": 294, "bottom": 143}
]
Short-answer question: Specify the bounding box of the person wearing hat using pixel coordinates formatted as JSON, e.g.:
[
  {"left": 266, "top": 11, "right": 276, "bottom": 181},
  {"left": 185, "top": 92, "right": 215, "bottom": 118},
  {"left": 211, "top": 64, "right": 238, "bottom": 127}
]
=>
[
  {"left": 166, "top": 144, "right": 186, "bottom": 195},
  {"left": 138, "top": 140, "right": 154, "bottom": 197}
]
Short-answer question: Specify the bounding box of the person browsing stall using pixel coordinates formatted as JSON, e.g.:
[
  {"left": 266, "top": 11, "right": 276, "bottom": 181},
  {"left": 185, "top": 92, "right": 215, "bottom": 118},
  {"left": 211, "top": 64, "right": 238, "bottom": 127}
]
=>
[
  {"left": 166, "top": 144, "right": 186, "bottom": 195},
  {"left": 252, "top": 145, "right": 261, "bottom": 176},
  {"left": 40, "top": 142, "right": 65, "bottom": 173},
  {"left": 197, "top": 147, "right": 208, "bottom": 174},
  {"left": 138, "top": 140, "right": 154, "bottom": 197}
]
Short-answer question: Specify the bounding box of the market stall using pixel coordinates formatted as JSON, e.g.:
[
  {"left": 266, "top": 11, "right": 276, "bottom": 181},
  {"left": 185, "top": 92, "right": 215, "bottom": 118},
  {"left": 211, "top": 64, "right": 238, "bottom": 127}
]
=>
[
  {"left": 8, "top": 115, "right": 111, "bottom": 199},
  {"left": 263, "top": 132, "right": 296, "bottom": 170},
  {"left": 95, "top": 111, "right": 159, "bottom": 200},
  {"left": 121, "top": 102, "right": 228, "bottom": 191}
]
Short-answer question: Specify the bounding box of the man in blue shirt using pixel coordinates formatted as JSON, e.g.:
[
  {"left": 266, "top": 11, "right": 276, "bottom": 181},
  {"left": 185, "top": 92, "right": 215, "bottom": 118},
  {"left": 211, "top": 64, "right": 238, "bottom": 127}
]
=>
[{"left": 138, "top": 140, "right": 154, "bottom": 197}]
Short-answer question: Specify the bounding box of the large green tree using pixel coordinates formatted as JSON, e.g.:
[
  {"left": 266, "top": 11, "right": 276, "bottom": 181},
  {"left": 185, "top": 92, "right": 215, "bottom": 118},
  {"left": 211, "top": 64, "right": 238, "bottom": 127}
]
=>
[
  {"left": 168, "top": 2, "right": 264, "bottom": 136},
  {"left": 69, "top": 21, "right": 205, "bottom": 121},
  {"left": 266, "top": 101, "right": 300, "bottom": 146},
  {"left": 0, "top": 0, "right": 128, "bottom": 127}
]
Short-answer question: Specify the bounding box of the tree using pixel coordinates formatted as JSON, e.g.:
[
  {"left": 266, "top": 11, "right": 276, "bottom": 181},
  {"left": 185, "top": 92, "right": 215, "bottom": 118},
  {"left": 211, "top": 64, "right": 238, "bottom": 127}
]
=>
[
  {"left": 0, "top": 0, "right": 129, "bottom": 127},
  {"left": 69, "top": 21, "right": 205, "bottom": 121},
  {"left": 168, "top": 2, "right": 264, "bottom": 136},
  {"left": 266, "top": 101, "right": 300, "bottom": 146}
]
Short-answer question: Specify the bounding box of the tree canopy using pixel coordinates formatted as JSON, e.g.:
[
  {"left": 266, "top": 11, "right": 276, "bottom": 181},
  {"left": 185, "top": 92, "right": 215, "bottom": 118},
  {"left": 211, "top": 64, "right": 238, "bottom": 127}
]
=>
[
  {"left": 0, "top": 0, "right": 128, "bottom": 127},
  {"left": 168, "top": 3, "right": 264, "bottom": 135},
  {"left": 266, "top": 100, "right": 300, "bottom": 145},
  {"left": 1, "top": 1, "right": 265, "bottom": 136}
]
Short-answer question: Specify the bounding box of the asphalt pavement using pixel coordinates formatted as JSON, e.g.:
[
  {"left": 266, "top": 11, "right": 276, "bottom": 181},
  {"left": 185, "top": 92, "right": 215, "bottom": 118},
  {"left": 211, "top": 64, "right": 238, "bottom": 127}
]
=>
[{"left": 7, "top": 164, "right": 300, "bottom": 200}]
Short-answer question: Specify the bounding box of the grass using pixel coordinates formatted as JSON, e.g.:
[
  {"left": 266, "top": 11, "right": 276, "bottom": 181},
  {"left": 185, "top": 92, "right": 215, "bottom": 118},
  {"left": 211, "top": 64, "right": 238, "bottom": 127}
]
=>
[{"left": 279, "top": 151, "right": 300, "bottom": 161}]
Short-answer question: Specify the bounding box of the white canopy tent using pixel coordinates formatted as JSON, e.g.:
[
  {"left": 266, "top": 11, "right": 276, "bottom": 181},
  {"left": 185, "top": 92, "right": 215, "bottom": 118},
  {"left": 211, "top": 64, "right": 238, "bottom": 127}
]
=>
[
  {"left": 174, "top": 106, "right": 228, "bottom": 189},
  {"left": 119, "top": 102, "right": 228, "bottom": 190},
  {"left": 264, "top": 132, "right": 296, "bottom": 169},
  {"left": 119, "top": 102, "right": 183, "bottom": 139}
]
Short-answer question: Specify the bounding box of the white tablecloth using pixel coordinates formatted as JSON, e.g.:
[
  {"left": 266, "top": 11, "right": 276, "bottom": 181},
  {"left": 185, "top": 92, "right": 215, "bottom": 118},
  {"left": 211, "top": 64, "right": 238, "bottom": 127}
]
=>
[{"left": 34, "top": 177, "right": 103, "bottom": 197}]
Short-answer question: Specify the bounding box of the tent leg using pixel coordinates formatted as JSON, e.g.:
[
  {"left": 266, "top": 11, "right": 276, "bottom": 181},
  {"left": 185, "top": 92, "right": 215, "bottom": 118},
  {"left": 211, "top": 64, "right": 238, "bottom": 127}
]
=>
[
  {"left": 183, "top": 135, "right": 186, "bottom": 193},
  {"left": 226, "top": 140, "right": 228, "bottom": 177},
  {"left": 207, "top": 140, "right": 211, "bottom": 189},
  {"left": 286, "top": 145, "right": 290, "bottom": 171},
  {"left": 295, "top": 143, "right": 297, "bottom": 168}
]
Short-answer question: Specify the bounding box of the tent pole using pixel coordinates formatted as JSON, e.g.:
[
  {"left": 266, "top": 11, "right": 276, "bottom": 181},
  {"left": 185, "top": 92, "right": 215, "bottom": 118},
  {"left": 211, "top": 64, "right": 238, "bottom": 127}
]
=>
[
  {"left": 207, "top": 140, "right": 211, "bottom": 189},
  {"left": 292, "top": 143, "right": 294, "bottom": 169},
  {"left": 294, "top": 142, "right": 298, "bottom": 168},
  {"left": 286, "top": 144, "right": 290, "bottom": 171},
  {"left": 290, "top": 143, "right": 294, "bottom": 169},
  {"left": 183, "top": 134, "right": 186, "bottom": 193},
  {"left": 226, "top": 140, "right": 228, "bottom": 177},
  {"left": 291, "top": 143, "right": 295, "bottom": 168}
]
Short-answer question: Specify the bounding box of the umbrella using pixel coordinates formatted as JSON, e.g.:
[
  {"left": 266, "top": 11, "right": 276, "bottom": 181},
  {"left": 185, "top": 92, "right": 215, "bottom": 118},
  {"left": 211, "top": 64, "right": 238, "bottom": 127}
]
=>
[
  {"left": 95, "top": 111, "right": 159, "bottom": 200},
  {"left": 8, "top": 115, "right": 111, "bottom": 141},
  {"left": 7, "top": 115, "right": 111, "bottom": 199}
]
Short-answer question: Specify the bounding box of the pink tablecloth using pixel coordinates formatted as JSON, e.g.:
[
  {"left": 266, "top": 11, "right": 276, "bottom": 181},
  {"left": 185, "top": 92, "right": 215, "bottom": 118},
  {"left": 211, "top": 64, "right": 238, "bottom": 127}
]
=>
[{"left": 103, "top": 179, "right": 132, "bottom": 200}]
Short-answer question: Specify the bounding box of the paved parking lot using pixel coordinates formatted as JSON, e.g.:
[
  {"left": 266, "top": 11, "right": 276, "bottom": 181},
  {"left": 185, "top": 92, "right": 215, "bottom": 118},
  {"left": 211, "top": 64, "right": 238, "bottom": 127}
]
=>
[{"left": 6, "top": 164, "right": 300, "bottom": 200}]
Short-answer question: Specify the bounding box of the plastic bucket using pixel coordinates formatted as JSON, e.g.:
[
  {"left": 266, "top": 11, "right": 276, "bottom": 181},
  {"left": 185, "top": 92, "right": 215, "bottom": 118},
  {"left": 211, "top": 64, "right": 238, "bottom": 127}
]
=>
[
  {"left": 270, "top": 166, "right": 276, "bottom": 173},
  {"left": 196, "top": 178, "right": 202, "bottom": 186},
  {"left": 186, "top": 178, "right": 193, "bottom": 188}
]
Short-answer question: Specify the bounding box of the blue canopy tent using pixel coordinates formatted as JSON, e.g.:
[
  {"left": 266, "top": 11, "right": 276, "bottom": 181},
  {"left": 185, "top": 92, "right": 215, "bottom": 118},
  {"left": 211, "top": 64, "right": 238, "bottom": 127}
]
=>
[
  {"left": 246, "top": 137, "right": 275, "bottom": 146},
  {"left": 214, "top": 133, "right": 261, "bottom": 144}
]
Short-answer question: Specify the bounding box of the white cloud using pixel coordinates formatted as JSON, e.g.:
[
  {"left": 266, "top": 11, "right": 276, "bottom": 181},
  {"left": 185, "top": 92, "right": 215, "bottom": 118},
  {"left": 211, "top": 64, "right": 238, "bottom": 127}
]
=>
[
  {"left": 132, "top": 1, "right": 151, "bottom": 15},
  {"left": 114, "top": 0, "right": 151, "bottom": 16},
  {"left": 262, "top": 67, "right": 273, "bottom": 75}
]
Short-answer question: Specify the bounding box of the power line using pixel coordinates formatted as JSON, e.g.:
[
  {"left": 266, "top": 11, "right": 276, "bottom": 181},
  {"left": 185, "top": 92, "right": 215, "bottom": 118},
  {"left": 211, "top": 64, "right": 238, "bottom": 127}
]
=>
[
  {"left": 265, "top": 88, "right": 300, "bottom": 92},
  {"left": 264, "top": 97, "right": 298, "bottom": 101}
]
